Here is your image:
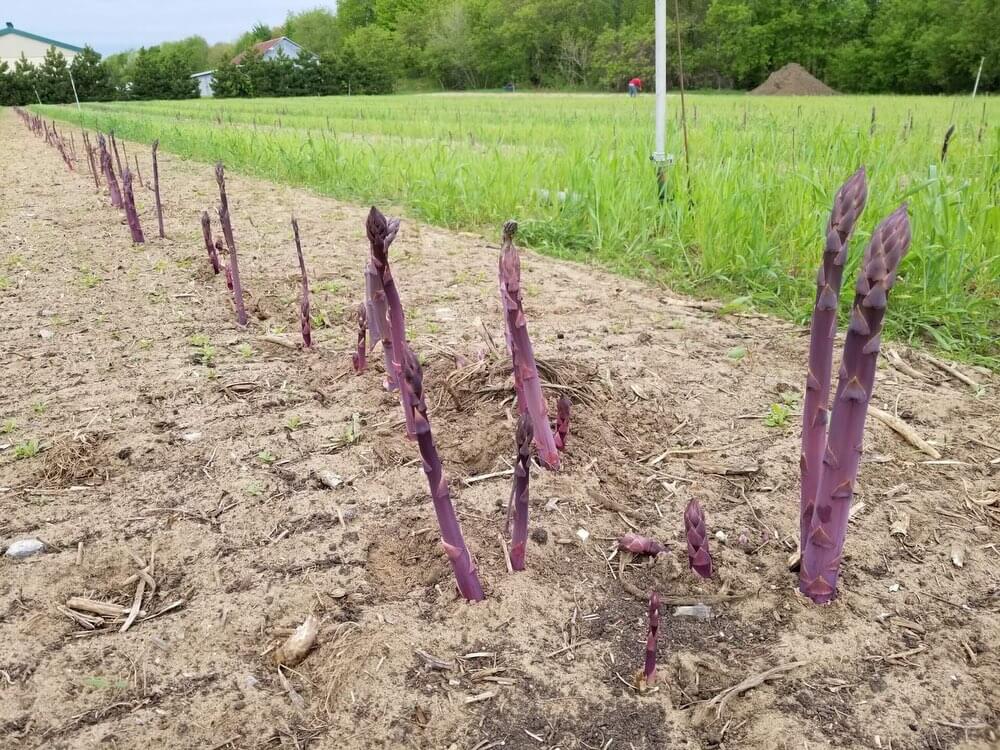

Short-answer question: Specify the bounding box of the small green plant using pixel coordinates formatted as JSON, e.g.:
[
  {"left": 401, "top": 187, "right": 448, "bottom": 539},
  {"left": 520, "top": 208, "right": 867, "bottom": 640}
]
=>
[
  {"left": 257, "top": 449, "right": 276, "bottom": 464},
  {"left": 0, "top": 276, "right": 10, "bottom": 290},
  {"left": 2, "top": 418, "right": 16, "bottom": 434},
  {"left": 78, "top": 270, "right": 101, "bottom": 288},
  {"left": 314, "top": 280, "right": 342, "bottom": 294},
  {"left": 188, "top": 333, "right": 211, "bottom": 347},
  {"left": 193, "top": 344, "right": 215, "bottom": 366},
  {"left": 727, "top": 346, "right": 747, "bottom": 361},
  {"left": 764, "top": 403, "right": 791, "bottom": 428},
  {"left": 82, "top": 676, "right": 129, "bottom": 691},
  {"left": 310, "top": 309, "right": 333, "bottom": 330},
  {"left": 14, "top": 439, "right": 40, "bottom": 459},
  {"left": 153, "top": 259, "right": 168, "bottom": 273},
  {"left": 245, "top": 480, "right": 264, "bottom": 496},
  {"left": 138, "top": 339, "right": 153, "bottom": 350},
  {"left": 285, "top": 415, "right": 303, "bottom": 431},
  {"left": 32, "top": 402, "right": 47, "bottom": 415},
  {"left": 237, "top": 343, "right": 254, "bottom": 359}
]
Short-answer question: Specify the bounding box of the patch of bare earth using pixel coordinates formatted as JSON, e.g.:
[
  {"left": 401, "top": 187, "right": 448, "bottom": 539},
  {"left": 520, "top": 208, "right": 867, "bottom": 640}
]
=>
[{"left": 1, "top": 111, "right": 998, "bottom": 749}]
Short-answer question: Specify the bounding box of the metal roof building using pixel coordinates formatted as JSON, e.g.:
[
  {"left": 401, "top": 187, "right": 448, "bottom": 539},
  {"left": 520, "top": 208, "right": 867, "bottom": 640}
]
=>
[{"left": 0, "top": 21, "right": 84, "bottom": 66}]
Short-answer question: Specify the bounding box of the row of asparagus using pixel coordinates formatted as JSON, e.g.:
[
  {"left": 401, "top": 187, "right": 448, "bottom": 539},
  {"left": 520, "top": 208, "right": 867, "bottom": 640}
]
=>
[{"left": 14, "top": 111, "right": 914, "bottom": 681}]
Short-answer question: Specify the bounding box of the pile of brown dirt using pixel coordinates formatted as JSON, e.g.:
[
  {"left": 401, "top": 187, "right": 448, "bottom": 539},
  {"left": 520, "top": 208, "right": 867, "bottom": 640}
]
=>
[{"left": 751, "top": 62, "right": 837, "bottom": 95}]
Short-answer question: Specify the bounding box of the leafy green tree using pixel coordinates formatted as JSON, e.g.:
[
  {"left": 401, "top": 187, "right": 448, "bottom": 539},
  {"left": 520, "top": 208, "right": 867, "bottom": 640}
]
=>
[
  {"left": 340, "top": 26, "right": 398, "bottom": 93},
  {"left": 36, "top": 46, "right": 73, "bottom": 103},
  {"left": 233, "top": 23, "right": 274, "bottom": 55},
  {"left": 81, "top": 0, "right": 1000, "bottom": 96},
  {"left": 160, "top": 36, "right": 211, "bottom": 73},
  {"left": 129, "top": 47, "right": 199, "bottom": 100},
  {"left": 206, "top": 42, "right": 236, "bottom": 69},
  {"left": 0, "top": 61, "right": 14, "bottom": 106},
  {"left": 10, "top": 54, "right": 38, "bottom": 105},
  {"left": 211, "top": 59, "right": 252, "bottom": 97},
  {"left": 283, "top": 8, "right": 341, "bottom": 57},
  {"left": 335, "top": 0, "right": 377, "bottom": 35},
  {"left": 591, "top": 20, "right": 654, "bottom": 90},
  {"left": 70, "top": 46, "right": 115, "bottom": 101}
]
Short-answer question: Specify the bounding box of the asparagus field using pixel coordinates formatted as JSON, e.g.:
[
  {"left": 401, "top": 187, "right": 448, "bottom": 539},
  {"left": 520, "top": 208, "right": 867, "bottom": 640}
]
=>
[
  {"left": 2, "top": 97, "right": 999, "bottom": 750},
  {"left": 33, "top": 93, "right": 1000, "bottom": 365}
]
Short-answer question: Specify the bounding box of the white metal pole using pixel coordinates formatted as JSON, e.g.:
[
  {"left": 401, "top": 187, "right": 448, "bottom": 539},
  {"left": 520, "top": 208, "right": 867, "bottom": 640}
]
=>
[
  {"left": 69, "top": 69, "right": 82, "bottom": 111},
  {"left": 653, "top": 0, "right": 667, "bottom": 163},
  {"left": 971, "top": 56, "right": 984, "bottom": 99}
]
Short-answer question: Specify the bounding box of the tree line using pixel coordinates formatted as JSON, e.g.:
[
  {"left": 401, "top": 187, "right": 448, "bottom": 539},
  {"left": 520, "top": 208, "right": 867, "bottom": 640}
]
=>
[
  {"left": 236, "top": 0, "right": 998, "bottom": 94},
  {"left": 0, "top": 45, "right": 198, "bottom": 105},
  {"left": 2, "top": 0, "right": 996, "bottom": 104}
]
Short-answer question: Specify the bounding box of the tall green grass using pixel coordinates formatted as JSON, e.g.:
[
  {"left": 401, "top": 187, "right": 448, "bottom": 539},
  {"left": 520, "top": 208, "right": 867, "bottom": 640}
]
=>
[{"left": 34, "top": 93, "right": 1000, "bottom": 364}]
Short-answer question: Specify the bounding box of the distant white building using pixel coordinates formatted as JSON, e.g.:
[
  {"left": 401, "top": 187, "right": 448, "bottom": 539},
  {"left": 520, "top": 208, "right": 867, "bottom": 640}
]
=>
[
  {"left": 0, "top": 21, "right": 84, "bottom": 66},
  {"left": 191, "top": 70, "right": 215, "bottom": 97},
  {"left": 191, "top": 37, "right": 312, "bottom": 97}
]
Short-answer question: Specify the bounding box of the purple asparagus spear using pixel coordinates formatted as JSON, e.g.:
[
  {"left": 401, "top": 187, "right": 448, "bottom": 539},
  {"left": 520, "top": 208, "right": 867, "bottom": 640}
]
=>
[
  {"left": 368, "top": 207, "right": 415, "bottom": 436},
  {"left": 401, "top": 345, "right": 484, "bottom": 601},
  {"left": 152, "top": 140, "right": 165, "bottom": 239},
  {"left": 619, "top": 533, "right": 666, "bottom": 557},
  {"left": 498, "top": 221, "right": 560, "bottom": 469},
  {"left": 507, "top": 414, "right": 533, "bottom": 571},
  {"left": 215, "top": 163, "right": 248, "bottom": 327},
  {"left": 800, "top": 168, "right": 868, "bottom": 550},
  {"left": 121, "top": 169, "right": 145, "bottom": 244},
  {"left": 642, "top": 591, "right": 660, "bottom": 687},
  {"left": 110, "top": 131, "right": 124, "bottom": 178},
  {"left": 97, "top": 134, "right": 122, "bottom": 208},
  {"left": 364, "top": 260, "right": 396, "bottom": 390},
  {"left": 684, "top": 499, "right": 712, "bottom": 578},
  {"left": 800, "top": 206, "right": 912, "bottom": 604},
  {"left": 352, "top": 303, "right": 367, "bottom": 374},
  {"left": 554, "top": 395, "right": 571, "bottom": 451},
  {"left": 291, "top": 217, "right": 312, "bottom": 348},
  {"left": 201, "top": 212, "right": 221, "bottom": 274}
]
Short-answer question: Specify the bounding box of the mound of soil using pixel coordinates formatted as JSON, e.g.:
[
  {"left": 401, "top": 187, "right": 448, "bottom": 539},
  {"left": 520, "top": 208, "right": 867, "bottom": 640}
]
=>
[{"left": 751, "top": 63, "right": 837, "bottom": 96}]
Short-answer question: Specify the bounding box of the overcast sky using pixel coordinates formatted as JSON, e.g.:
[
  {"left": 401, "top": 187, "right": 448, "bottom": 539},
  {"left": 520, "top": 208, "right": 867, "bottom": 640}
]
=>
[{"left": 5, "top": 1, "right": 332, "bottom": 55}]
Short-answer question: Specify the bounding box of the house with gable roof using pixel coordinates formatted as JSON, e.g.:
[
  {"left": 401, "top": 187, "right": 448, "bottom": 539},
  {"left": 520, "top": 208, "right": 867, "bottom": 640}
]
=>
[{"left": 191, "top": 36, "right": 311, "bottom": 97}]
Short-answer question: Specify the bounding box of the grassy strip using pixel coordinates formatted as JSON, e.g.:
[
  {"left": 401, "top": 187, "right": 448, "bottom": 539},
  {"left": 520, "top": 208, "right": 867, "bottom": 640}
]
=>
[{"left": 33, "top": 93, "right": 1000, "bottom": 365}]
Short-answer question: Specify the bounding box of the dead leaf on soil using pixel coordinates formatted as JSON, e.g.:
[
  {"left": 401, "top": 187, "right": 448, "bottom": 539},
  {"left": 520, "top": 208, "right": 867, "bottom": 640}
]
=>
[{"left": 890, "top": 513, "right": 910, "bottom": 537}]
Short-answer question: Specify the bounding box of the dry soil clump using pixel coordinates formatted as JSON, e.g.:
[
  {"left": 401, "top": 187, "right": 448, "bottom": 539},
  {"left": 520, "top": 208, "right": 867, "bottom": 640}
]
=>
[{"left": 751, "top": 62, "right": 838, "bottom": 96}]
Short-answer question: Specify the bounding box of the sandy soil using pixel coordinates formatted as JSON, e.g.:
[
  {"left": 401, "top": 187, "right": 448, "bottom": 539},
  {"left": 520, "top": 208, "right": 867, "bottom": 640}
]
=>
[{"left": 1, "top": 111, "right": 998, "bottom": 750}]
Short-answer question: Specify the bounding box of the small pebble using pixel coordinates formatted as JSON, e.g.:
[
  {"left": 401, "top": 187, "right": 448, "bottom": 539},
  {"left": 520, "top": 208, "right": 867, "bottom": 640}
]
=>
[
  {"left": 319, "top": 471, "right": 343, "bottom": 489},
  {"left": 714, "top": 530, "right": 728, "bottom": 544},
  {"left": 673, "top": 604, "right": 712, "bottom": 621},
  {"left": 4, "top": 538, "right": 45, "bottom": 559}
]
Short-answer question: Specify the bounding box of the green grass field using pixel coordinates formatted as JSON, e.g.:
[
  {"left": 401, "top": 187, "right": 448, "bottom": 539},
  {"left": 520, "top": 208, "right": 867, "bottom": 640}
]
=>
[{"left": 33, "top": 93, "right": 1000, "bottom": 364}]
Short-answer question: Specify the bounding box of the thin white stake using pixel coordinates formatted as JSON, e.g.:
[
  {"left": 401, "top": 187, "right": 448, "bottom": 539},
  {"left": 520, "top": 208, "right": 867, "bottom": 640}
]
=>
[
  {"left": 653, "top": 0, "right": 667, "bottom": 164},
  {"left": 68, "top": 69, "right": 82, "bottom": 111},
  {"left": 971, "top": 56, "right": 985, "bottom": 99}
]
